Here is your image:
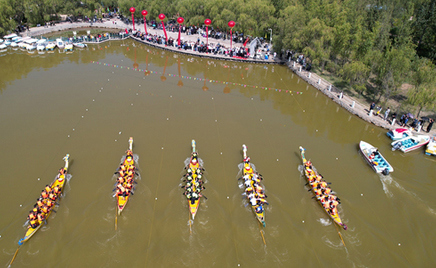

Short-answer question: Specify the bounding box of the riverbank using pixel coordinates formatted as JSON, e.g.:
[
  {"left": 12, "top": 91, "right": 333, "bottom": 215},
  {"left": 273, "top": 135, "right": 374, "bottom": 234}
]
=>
[{"left": 20, "top": 19, "right": 435, "bottom": 136}]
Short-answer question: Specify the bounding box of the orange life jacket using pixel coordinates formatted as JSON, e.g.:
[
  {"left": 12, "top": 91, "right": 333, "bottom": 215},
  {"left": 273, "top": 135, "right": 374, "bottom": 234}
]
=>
[
  {"left": 41, "top": 191, "right": 48, "bottom": 199},
  {"left": 41, "top": 206, "right": 48, "bottom": 213}
]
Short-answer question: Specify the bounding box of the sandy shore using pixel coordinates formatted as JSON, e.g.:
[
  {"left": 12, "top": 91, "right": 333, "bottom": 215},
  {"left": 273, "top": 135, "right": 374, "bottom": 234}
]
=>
[{"left": 21, "top": 19, "right": 435, "bottom": 136}]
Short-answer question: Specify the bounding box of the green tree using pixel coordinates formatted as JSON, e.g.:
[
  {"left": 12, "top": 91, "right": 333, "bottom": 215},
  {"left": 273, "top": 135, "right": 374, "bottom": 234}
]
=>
[{"left": 407, "top": 58, "right": 436, "bottom": 117}]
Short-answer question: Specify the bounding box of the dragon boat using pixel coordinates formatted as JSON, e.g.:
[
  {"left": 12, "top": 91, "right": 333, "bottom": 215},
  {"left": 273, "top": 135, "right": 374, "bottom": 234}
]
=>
[
  {"left": 299, "top": 147, "right": 347, "bottom": 230},
  {"left": 241, "top": 144, "right": 267, "bottom": 227},
  {"left": 115, "top": 137, "right": 137, "bottom": 215},
  {"left": 182, "top": 140, "right": 205, "bottom": 220},
  {"left": 19, "top": 154, "right": 70, "bottom": 245}
]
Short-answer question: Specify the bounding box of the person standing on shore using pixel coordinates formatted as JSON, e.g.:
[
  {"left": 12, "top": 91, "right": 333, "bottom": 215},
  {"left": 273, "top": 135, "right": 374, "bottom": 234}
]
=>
[
  {"left": 369, "top": 102, "right": 375, "bottom": 116},
  {"left": 384, "top": 107, "right": 390, "bottom": 121},
  {"left": 427, "top": 118, "right": 434, "bottom": 133},
  {"left": 391, "top": 112, "right": 397, "bottom": 126}
]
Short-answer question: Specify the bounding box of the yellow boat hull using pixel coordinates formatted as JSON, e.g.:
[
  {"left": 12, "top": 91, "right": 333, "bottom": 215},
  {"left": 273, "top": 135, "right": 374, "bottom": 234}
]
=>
[
  {"left": 300, "top": 147, "right": 347, "bottom": 230},
  {"left": 22, "top": 173, "right": 67, "bottom": 243}
]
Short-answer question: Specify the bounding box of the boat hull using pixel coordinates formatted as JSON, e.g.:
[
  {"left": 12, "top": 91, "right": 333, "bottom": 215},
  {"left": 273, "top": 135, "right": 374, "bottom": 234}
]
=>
[
  {"left": 299, "top": 147, "right": 346, "bottom": 230},
  {"left": 21, "top": 166, "right": 68, "bottom": 243},
  {"left": 359, "top": 141, "right": 394, "bottom": 174},
  {"left": 391, "top": 135, "right": 430, "bottom": 153}
]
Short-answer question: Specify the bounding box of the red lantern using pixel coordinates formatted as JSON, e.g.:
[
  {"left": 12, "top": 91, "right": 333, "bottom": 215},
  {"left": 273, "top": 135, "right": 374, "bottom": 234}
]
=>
[
  {"left": 228, "top": 21, "right": 235, "bottom": 52},
  {"left": 141, "top": 10, "right": 148, "bottom": 34},
  {"left": 130, "top": 7, "right": 136, "bottom": 31},
  {"left": 204, "top": 19, "right": 211, "bottom": 49},
  {"left": 177, "top": 17, "right": 184, "bottom": 48},
  {"left": 159, "top": 14, "right": 168, "bottom": 44}
]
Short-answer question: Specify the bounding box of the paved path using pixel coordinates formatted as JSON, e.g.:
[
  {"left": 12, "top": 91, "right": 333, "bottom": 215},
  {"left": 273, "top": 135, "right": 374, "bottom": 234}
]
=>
[{"left": 21, "top": 19, "right": 435, "bottom": 136}]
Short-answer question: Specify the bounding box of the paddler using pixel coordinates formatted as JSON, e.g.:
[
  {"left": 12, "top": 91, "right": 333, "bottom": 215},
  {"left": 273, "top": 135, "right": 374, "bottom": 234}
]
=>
[
  {"left": 255, "top": 204, "right": 263, "bottom": 213},
  {"left": 257, "top": 198, "right": 268, "bottom": 205},
  {"left": 36, "top": 198, "right": 44, "bottom": 208},
  {"left": 45, "top": 185, "right": 51, "bottom": 193},
  {"left": 244, "top": 179, "right": 252, "bottom": 188},
  {"left": 53, "top": 186, "right": 61, "bottom": 195},
  {"left": 250, "top": 197, "right": 257, "bottom": 206},
  {"left": 28, "top": 210, "right": 37, "bottom": 221},
  {"left": 29, "top": 218, "right": 39, "bottom": 229},
  {"left": 41, "top": 190, "right": 49, "bottom": 199}
]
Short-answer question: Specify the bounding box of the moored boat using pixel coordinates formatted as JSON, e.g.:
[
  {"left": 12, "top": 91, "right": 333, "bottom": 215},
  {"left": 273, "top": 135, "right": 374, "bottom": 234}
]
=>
[
  {"left": 73, "top": 42, "right": 87, "bottom": 48},
  {"left": 299, "top": 147, "right": 347, "bottom": 230},
  {"left": 65, "top": 43, "right": 73, "bottom": 52},
  {"left": 56, "top": 38, "right": 65, "bottom": 49},
  {"left": 114, "top": 137, "right": 137, "bottom": 216},
  {"left": 181, "top": 140, "right": 205, "bottom": 220},
  {"left": 391, "top": 134, "right": 430, "bottom": 153},
  {"left": 241, "top": 144, "right": 267, "bottom": 227},
  {"left": 425, "top": 135, "right": 436, "bottom": 156},
  {"left": 19, "top": 154, "right": 70, "bottom": 244},
  {"left": 46, "top": 42, "right": 56, "bottom": 51},
  {"left": 387, "top": 128, "right": 411, "bottom": 140},
  {"left": 36, "top": 39, "right": 47, "bottom": 51},
  {"left": 359, "top": 141, "right": 393, "bottom": 175}
]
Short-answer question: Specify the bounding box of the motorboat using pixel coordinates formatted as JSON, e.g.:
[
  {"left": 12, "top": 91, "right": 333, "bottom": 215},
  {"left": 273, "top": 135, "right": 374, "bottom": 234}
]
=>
[
  {"left": 359, "top": 141, "right": 393, "bottom": 175},
  {"left": 425, "top": 135, "right": 436, "bottom": 156},
  {"left": 387, "top": 128, "right": 411, "bottom": 140},
  {"left": 56, "top": 38, "right": 65, "bottom": 49},
  {"left": 0, "top": 43, "right": 7, "bottom": 51},
  {"left": 391, "top": 134, "right": 430, "bottom": 153}
]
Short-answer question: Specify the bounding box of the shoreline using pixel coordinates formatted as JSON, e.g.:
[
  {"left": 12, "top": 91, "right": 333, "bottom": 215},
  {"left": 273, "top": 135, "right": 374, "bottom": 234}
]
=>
[{"left": 20, "top": 20, "right": 435, "bottom": 136}]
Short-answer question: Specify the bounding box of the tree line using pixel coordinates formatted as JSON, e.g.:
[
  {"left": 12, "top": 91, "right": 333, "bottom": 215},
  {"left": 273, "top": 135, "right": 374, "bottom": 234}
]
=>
[{"left": 1, "top": 0, "right": 435, "bottom": 116}]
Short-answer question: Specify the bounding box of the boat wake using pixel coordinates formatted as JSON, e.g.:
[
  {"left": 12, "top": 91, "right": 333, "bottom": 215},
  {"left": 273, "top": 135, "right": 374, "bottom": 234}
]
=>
[
  {"left": 379, "top": 174, "right": 436, "bottom": 216},
  {"left": 318, "top": 218, "right": 332, "bottom": 227},
  {"left": 379, "top": 174, "right": 394, "bottom": 198}
]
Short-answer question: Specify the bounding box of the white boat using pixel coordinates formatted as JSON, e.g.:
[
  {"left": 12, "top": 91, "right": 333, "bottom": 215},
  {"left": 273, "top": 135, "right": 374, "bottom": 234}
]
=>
[
  {"left": 0, "top": 39, "right": 3, "bottom": 44},
  {"left": 391, "top": 134, "right": 430, "bottom": 153},
  {"left": 56, "top": 38, "right": 65, "bottom": 49},
  {"left": 0, "top": 43, "right": 7, "bottom": 51},
  {"left": 11, "top": 36, "right": 22, "bottom": 42},
  {"left": 73, "top": 43, "right": 87, "bottom": 48},
  {"left": 3, "top": 33, "right": 18, "bottom": 40},
  {"left": 425, "top": 135, "right": 436, "bottom": 156},
  {"left": 18, "top": 42, "right": 28, "bottom": 49},
  {"left": 10, "top": 42, "right": 19, "bottom": 48},
  {"left": 36, "top": 39, "right": 47, "bottom": 51},
  {"left": 46, "top": 42, "right": 56, "bottom": 51},
  {"left": 65, "top": 43, "right": 73, "bottom": 51},
  {"left": 387, "top": 128, "right": 411, "bottom": 141},
  {"left": 359, "top": 141, "right": 394, "bottom": 175}
]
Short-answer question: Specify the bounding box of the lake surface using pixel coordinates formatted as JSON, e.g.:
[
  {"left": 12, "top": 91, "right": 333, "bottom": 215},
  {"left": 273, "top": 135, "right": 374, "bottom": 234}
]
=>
[{"left": 1, "top": 40, "right": 435, "bottom": 267}]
